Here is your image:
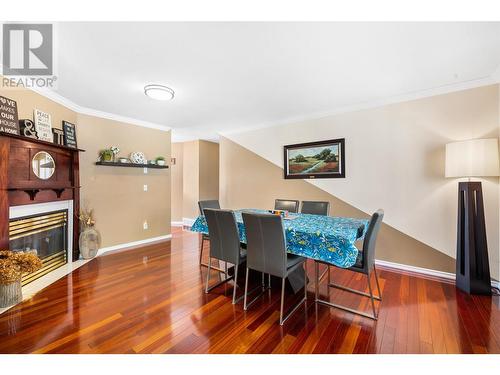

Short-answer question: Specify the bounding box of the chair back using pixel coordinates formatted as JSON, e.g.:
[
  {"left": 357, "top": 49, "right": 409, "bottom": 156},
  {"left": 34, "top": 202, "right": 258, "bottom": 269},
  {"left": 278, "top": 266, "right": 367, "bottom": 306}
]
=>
[
  {"left": 198, "top": 200, "right": 220, "bottom": 216},
  {"left": 204, "top": 209, "right": 241, "bottom": 264},
  {"left": 301, "top": 201, "right": 330, "bottom": 216},
  {"left": 360, "top": 209, "right": 384, "bottom": 272},
  {"left": 274, "top": 199, "right": 299, "bottom": 213},
  {"left": 242, "top": 212, "right": 288, "bottom": 277}
]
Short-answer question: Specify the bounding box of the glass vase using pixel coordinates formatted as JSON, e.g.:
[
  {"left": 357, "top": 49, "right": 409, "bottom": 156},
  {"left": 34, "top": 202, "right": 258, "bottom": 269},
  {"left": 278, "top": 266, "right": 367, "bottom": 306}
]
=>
[
  {"left": 79, "top": 226, "right": 101, "bottom": 259},
  {"left": 0, "top": 280, "right": 22, "bottom": 308}
]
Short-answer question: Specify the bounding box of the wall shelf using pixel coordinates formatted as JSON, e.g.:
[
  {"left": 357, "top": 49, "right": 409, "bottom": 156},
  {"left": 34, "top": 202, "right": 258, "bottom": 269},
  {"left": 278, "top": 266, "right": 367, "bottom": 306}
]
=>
[{"left": 95, "top": 161, "right": 169, "bottom": 169}]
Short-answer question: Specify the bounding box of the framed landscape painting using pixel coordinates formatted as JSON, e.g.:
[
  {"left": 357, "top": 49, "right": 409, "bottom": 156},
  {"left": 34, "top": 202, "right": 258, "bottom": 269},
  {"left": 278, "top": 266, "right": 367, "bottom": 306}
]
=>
[{"left": 284, "top": 138, "right": 345, "bottom": 179}]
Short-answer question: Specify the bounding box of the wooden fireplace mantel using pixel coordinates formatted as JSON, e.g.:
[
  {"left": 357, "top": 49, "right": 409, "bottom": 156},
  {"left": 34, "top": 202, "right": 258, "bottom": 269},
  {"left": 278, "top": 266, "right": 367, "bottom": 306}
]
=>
[{"left": 0, "top": 132, "right": 84, "bottom": 261}]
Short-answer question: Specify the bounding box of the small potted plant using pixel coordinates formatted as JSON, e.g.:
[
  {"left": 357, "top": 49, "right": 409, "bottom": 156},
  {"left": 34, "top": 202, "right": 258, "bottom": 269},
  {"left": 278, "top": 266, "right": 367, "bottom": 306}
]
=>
[
  {"left": 0, "top": 250, "right": 42, "bottom": 308},
  {"left": 156, "top": 156, "right": 166, "bottom": 166},
  {"left": 99, "top": 149, "right": 113, "bottom": 162}
]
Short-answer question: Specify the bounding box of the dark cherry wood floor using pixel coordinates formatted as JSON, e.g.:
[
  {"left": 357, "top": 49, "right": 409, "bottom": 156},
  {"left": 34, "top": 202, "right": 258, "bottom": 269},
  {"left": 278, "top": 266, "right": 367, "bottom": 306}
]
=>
[{"left": 0, "top": 227, "right": 499, "bottom": 354}]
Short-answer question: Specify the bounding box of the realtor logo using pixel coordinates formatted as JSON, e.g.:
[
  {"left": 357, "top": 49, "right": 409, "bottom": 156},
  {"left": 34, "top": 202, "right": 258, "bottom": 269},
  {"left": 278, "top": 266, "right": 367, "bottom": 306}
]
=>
[{"left": 2, "top": 23, "right": 53, "bottom": 76}]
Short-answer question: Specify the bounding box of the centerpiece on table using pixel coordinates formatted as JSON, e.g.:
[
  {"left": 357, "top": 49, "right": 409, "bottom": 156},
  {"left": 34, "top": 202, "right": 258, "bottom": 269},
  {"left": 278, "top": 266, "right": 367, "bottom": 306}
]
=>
[{"left": 0, "top": 251, "right": 42, "bottom": 308}]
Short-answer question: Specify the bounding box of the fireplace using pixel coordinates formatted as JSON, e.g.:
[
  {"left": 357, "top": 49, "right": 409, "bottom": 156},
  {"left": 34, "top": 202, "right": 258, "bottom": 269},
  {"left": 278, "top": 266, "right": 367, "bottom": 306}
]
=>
[{"left": 8, "top": 200, "right": 74, "bottom": 286}]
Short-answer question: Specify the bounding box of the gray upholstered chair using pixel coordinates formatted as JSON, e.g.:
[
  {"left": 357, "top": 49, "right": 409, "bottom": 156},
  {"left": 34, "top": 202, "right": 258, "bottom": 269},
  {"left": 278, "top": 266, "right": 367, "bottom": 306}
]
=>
[
  {"left": 314, "top": 209, "right": 384, "bottom": 319},
  {"left": 203, "top": 208, "right": 246, "bottom": 304},
  {"left": 242, "top": 212, "right": 307, "bottom": 325},
  {"left": 198, "top": 200, "right": 221, "bottom": 267},
  {"left": 301, "top": 201, "right": 330, "bottom": 216},
  {"left": 274, "top": 199, "right": 300, "bottom": 213}
]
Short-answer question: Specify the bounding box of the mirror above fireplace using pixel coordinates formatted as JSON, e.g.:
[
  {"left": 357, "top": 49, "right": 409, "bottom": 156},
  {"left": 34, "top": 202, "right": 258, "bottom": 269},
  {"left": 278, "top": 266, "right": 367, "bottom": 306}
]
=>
[{"left": 32, "top": 151, "right": 56, "bottom": 180}]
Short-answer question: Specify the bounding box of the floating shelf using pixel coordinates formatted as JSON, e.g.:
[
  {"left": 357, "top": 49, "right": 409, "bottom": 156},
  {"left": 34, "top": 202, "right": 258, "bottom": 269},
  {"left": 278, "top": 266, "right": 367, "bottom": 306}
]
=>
[{"left": 95, "top": 161, "right": 169, "bottom": 169}]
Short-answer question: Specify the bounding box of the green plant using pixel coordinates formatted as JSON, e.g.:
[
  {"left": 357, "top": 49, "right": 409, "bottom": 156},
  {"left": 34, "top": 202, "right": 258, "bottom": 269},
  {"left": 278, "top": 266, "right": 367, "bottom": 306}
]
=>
[
  {"left": 99, "top": 149, "right": 113, "bottom": 161},
  {"left": 155, "top": 156, "right": 165, "bottom": 161}
]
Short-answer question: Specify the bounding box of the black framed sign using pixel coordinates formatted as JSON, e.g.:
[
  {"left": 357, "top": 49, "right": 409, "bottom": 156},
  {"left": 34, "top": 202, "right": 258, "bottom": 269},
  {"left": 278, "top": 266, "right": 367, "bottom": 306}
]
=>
[
  {"left": 0, "top": 95, "right": 19, "bottom": 135},
  {"left": 284, "top": 138, "right": 345, "bottom": 179},
  {"left": 62, "top": 121, "right": 78, "bottom": 148}
]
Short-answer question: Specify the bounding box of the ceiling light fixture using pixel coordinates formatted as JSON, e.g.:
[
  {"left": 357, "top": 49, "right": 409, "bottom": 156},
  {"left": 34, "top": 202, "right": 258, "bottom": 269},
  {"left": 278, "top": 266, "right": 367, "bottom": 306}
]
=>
[{"left": 144, "top": 84, "right": 175, "bottom": 101}]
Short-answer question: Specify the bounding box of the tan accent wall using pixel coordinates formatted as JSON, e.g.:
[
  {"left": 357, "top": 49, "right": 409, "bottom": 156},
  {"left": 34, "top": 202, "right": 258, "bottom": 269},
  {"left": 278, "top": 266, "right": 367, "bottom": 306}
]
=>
[
  {"left": 78, "top": 114, "right": 171, "bottom": 247},
  {"left": 220, "top": 136, "right": 456, "bottom": 273},
  {"left": 0, "top": 86, "right": 171, "bottom": 249},
  {"left": 171, "top": 143, "right": 184, "bottom": 222},
  {"left": 199, "top": 140, "right": 219, "bottom": 201},
  {"left": 182, "top": 140, "right": 200, "bottom": 219},
  {"left": 181, "top": 140, "right": 219, "bottom": 219}
]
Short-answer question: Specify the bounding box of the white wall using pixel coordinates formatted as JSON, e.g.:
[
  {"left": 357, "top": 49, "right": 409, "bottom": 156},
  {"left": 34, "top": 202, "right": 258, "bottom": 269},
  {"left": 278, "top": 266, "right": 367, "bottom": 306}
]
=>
[{"left": 223, "top": 84, "right": 500, "bottom": 280}]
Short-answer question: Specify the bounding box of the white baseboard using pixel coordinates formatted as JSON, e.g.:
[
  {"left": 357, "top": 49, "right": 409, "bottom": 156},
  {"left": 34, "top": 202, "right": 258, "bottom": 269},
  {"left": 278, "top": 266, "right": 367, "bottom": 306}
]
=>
[
  {"left": 97, "top": 234, "right": 172, "bottom": 257},
  {"left": 171, "top": 221, "right": 184, "bottom": 226},
  {"left": 375, "top": 259, "right": 500, "bottom": 289},
  {"left": 182, "top": 217, "right": 196, "bottom": 227}
]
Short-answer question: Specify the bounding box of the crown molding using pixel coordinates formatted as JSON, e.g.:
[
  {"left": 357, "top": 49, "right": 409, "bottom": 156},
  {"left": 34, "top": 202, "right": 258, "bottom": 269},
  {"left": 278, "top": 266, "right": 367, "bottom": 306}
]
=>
[
  {"left": 30, "top": 87, "right": 172, "bottom": 132},
  {"left": 220, "top": 75, "right": 497, "bottom": 137}
]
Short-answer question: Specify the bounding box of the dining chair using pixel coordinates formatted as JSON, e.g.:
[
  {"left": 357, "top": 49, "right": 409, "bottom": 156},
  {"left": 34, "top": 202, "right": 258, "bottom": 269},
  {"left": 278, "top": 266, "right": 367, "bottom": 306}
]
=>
[
  {"left": 314, "top": 209, "right": 384, "bottom": 319},
  {"left": 203, "top": 208, "right": 247, "bottom": 304},
  {"left": 242, "top": 212, "right": 307, "bottom": 325},
  {"left": 274, "top": 199, "right": 300, "bottom": 213},
  {"left": 300, "top": 201, "right": 330, "bottom": 216},
  {"left": 198, "top": 200, "right": 220, "bottom": 267}
]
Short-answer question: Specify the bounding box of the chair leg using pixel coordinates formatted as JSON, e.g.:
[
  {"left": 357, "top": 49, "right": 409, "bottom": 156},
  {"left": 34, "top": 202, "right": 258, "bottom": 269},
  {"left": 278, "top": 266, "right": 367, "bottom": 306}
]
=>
[
  {"left": 205, "top": 256, "right": 211, "bottom": 293},
  {"left": 268, "top": 274, "right": 271, "bottom": 289},
  {"left": 199, "top": 237, "right": 205, "bottom": 265},
  {"left": 304, "top": 263, "right": 308, "bottom": 301},
  {"left": 373, "top": 266, "right": 382, "bottom": 301},
  {"left": 367, "top": 273, "right": 377, "bottom": 319},
  {"left": 327, "top": 265, "right": 331, "bottom": 296},
  {"left": 243, "top": 267, "right": 250, "bottom": 310},
  {"left": 232, "top": 263, "right": 239, "bottom": 304},
  {"left": 314, "top": 262, "right": 319, "bottom": 301},
  {"left": 279, "top": 277, "right": 286, "bottom": 325}
]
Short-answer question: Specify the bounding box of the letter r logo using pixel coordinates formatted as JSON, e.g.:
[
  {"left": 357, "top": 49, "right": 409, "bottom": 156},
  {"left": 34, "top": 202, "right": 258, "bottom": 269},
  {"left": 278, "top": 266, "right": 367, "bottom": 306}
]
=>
[{"left": 2, "top": 24, "right": 53, "bottom": 76}]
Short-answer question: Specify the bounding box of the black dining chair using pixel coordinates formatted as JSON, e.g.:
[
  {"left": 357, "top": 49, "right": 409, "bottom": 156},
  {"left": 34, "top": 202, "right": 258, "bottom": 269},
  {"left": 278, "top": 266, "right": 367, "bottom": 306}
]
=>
[
  {"left": 314, "top": 209, "right": 384, "bottom": 320},
  {"left": 198, "top": 200, "right": 220, "bottom": 267},
  {"left": 274, "top": 199, "right": 300, "bottom": 213},
  {"left": 203, "top": 208, "right": 248, "bottom": 304},
  {"left": 301, "top": 201, "right": 330, "bottom": 216},
  {"left": 242, "top": 212, "right": 307, "bottom": 325}
]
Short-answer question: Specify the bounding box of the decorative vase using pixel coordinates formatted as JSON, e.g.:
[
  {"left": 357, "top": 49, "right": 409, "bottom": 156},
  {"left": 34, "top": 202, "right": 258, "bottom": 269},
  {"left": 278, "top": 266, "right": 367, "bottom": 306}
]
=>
[
  {"left": 79, "top": 226, "right": 101, "bottom": 259},
  {"left": 0, "top": 281, "right": 22, "bottom": 308},
  {"left": 157, "top": 160, "right": 165, "bottom": 166}
]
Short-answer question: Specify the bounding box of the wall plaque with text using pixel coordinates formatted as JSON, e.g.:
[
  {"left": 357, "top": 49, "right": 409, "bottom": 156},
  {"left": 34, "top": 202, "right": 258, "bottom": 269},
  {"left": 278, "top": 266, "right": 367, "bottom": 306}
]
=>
[
  {"left": 0, "top": 95, "right": 20, "bottom": 135},
  {"left": 34, "top": 109, "right": 53, "bottom": 142},
  {"left": 62, "top": 121, "right": 78, "bottom": 149}
]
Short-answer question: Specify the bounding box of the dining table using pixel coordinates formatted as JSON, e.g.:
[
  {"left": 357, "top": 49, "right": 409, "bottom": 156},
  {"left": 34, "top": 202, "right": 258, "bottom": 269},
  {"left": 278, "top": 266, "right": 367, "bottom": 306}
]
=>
[{"left": 191, "top": 209, "right": 369, "bottom": 293}]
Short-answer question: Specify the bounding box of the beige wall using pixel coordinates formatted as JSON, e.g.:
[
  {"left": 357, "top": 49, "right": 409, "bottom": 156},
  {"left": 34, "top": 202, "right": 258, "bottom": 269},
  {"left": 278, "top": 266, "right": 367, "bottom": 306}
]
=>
[
  {"left": 180, "top": 140, "right": 219, "bottom": 219},
  {"left": 0, "top": 86, "right": 172, "bottom": 249},
  {"left": 78, "top": 114, "right": 171, "bottom": 247},
  {"left": 171, "top": 143, "right": 184, "bottom": 222},
  {"left": 199, "top": 140, "right": 220, "bottom": 201},
  {"left": 221, "top": 85, "right": 500, "bottom": 277},
  {"left": 182, "top": 140, "right": 200, "bottom": 219},
  {"left": 220, "top": 136, "right": 455, "bottom": 273}
]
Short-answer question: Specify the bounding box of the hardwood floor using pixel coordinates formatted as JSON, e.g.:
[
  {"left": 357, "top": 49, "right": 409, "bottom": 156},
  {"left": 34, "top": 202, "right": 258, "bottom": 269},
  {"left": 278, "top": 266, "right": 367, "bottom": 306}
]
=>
[{"left": 0, "top": 227, "right": 499, "bottom": 354}]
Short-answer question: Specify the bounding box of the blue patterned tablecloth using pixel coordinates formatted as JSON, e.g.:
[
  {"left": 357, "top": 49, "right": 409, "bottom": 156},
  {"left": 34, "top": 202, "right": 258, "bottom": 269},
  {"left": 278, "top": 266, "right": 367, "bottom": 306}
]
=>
[{"left": 190, "top": 209, "right": 369, "bottom": 268}]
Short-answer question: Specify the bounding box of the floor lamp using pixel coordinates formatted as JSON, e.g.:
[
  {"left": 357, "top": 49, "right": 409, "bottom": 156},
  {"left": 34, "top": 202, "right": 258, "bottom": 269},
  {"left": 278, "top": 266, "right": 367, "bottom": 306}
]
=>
[{"left": 445, "top": 138, "right": 499, "bottom": 295}]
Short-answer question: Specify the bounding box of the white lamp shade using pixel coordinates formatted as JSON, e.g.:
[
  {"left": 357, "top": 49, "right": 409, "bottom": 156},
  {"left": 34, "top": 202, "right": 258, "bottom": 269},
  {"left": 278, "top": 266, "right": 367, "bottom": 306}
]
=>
[{"left": 445, "top": 138, "right": 500, "bottom": 178}]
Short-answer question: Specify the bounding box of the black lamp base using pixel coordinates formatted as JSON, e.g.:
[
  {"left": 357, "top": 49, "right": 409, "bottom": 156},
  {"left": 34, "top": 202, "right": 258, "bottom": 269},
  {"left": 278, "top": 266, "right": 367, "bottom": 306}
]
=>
[{"left": 456, "top": 181, "right": 491, "bottom": 295}]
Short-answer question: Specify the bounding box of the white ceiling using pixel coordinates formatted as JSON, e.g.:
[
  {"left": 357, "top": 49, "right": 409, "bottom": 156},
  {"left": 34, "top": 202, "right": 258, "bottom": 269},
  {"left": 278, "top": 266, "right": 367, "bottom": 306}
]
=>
[{"left": 53, "top": 22, "right": 500, "bottom": 141}]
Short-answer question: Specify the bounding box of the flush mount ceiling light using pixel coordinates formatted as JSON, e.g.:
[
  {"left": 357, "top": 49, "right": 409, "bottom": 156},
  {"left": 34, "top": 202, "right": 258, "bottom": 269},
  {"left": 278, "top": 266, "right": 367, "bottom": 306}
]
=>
[{"left": 144, "top": 84, "right": 175, "bottom": 101}]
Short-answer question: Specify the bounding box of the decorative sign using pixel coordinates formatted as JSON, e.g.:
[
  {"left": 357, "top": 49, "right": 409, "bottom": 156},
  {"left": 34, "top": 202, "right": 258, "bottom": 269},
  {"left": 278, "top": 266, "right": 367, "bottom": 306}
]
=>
[
  {"left": 34, "top": 109, "right": 53, "bottom": 142},
  {"left": 0, "top": 95, "right": 20, "bottom": 135},
  {"left": 19, "top": 119, "right": 38, "bottom": 139},
  {"left": 52, "top": 128, "right": 64, "bottom": 145},
  {"left": 62, "top": 121, "right": 78, "bottom": 148}
]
